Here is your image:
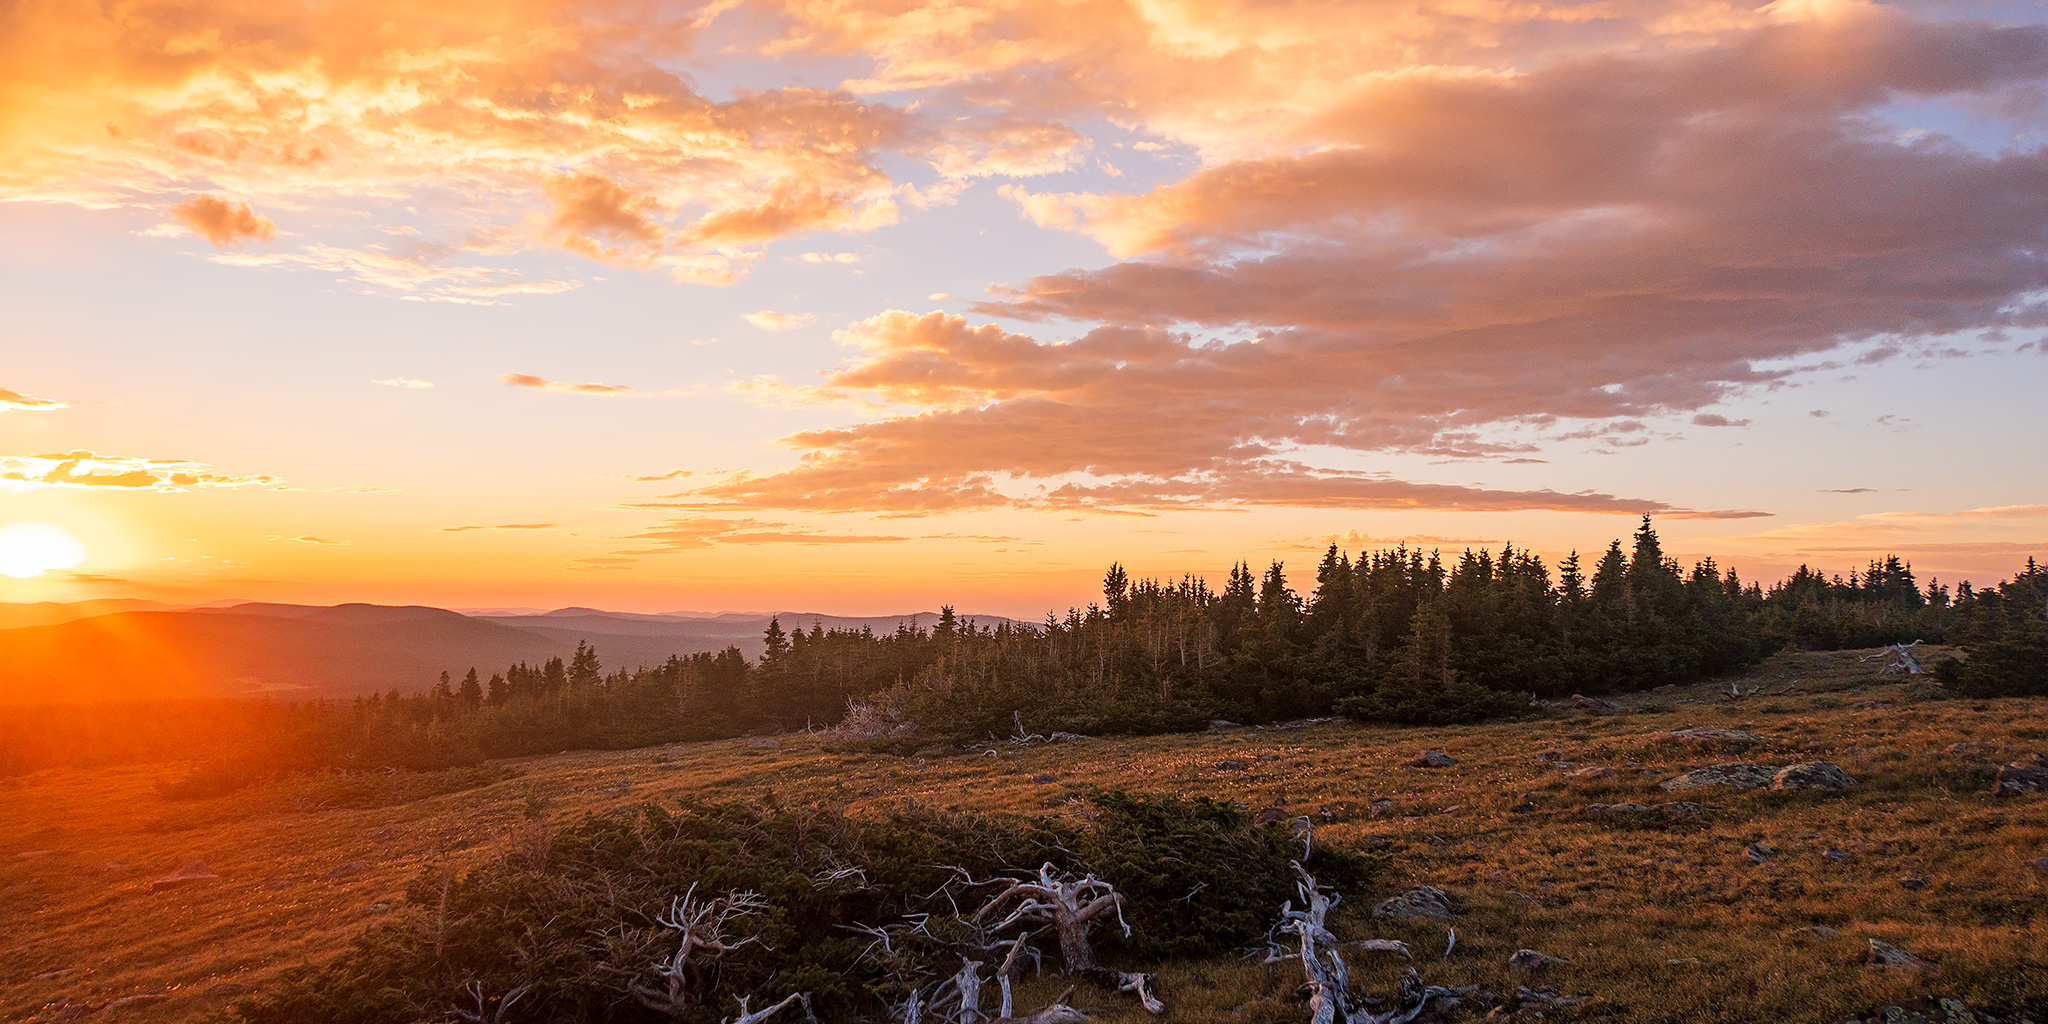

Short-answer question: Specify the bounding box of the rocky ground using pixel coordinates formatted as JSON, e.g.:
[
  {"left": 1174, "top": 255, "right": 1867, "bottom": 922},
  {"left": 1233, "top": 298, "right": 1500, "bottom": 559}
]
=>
[{"left": 2, "top": 646, "right": 2044, "bottom": 1023}]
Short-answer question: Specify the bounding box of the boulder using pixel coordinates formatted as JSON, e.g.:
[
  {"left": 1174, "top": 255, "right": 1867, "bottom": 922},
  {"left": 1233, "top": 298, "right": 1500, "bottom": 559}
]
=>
[
  {"left": 1413, "top": 749, "right": 1457, "bottom": 768},
  {"left": 1744, "top": 843, "right": 1776, "bottom": 864},
  {"left": 324, "top": 862, "right": 369, "bottom": 880},
  {"left": 1771, "top": 762, "right": 1858, "bottom": 792},
  {"left": 1583, "top": 801, "right": 1708, "bottom": 821},
  {"left": 1992, "top": 761, "right": 2047, "bottom": 797},
  {"left": 1652, "top": 727, "right": 1763, "bottom": 746},
  {"left": 1373, "top": 885, "right": 1455, "bottom": 921},
  {"left": 1253, "top": 805, "right": 1290, "bottom": 825},
  {"left": 1897, "top": 875, "right": 1930, "bottom": 891},
  {"left": 1217, "top": 759, "right": 1245, "bottom": 771},
  {"left": 1866, "top": 938, "right": 1936, "bottom": 973},
  {"left": 1571, "top": 694, "right": 1624, "bottom": 715},
  {"left": 1567, "top": 765, "right": 1615, "bottom": 779},
  {"left": 1507, "top": 949, "right": 1569, "bottom": 972},
  {"left": 150, "top": 859, "right": 219, "bottom": 892},
  {"left": 1660, "top": 762, "right": 1779, "bottom": 792}
]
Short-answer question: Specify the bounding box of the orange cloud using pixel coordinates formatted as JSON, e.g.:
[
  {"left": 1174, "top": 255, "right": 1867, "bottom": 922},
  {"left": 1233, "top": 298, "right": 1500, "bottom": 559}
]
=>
[
  {"left": 441, "top": 523, "right": 559, "bottom": 532},
  {"left": 0, "top": 451, "right": 279, "bottom": 490},
  {"left": 742, "top": 310, "right": 814, "bottom": 331},
  {"left": 169, "top": 195, "right": 276, "bottom": 247},
  {"left": 619, "top": 516, "right": 913, "bottom": 551},
  {"left": 499, "top": 373, "right": 631, "bottom": 394},
  {"left": 0, "top": 388, "right": 66, "bottom": 413},
  {"left": 1, "top": 0, "right": 913, "bottom": 287}
]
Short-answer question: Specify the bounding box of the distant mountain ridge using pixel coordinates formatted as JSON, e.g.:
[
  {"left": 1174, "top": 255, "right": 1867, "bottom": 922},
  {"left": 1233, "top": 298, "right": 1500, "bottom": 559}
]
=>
[{"left": 0, "top": 601, "right": 1012, "bottom": 704}]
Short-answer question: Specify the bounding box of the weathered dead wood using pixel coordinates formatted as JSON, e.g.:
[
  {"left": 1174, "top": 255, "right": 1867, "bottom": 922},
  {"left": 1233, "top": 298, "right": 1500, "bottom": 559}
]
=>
[
  {"left": 449, "top": 980, "right": 531, "bottom": 1024},
  {"left": 974, "top": 864, "right": 1129, "bottom": 975},
  {"left": 629, "top": 884, "right": 778, "bottom": 1018}
]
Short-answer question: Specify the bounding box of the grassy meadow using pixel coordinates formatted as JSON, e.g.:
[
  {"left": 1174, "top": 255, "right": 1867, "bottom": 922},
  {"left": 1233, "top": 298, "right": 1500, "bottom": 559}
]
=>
[{"left": 3, "top": 647, "right": 2045, "bottom": 1023}]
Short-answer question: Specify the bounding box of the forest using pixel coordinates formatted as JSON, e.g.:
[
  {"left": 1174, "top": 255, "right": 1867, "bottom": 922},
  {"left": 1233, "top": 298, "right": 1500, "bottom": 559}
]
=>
[{"left": 4, "top": 518, "right": 2043, "bottom": 782}]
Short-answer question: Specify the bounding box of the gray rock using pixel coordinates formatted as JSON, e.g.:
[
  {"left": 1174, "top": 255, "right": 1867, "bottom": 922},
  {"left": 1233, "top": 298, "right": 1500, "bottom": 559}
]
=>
[
  {"left": 107, "top": 994, "right": 170, "bottom": 1009},
  {"left": 1571, "top": 694, "right": 1624, "bottom": 715},
  {"left": 1414, "top": 749, "right": 1457, "bottom": 768},
  {"left": 1567, "top": 765, "right": 1615, "bottom": 779},
  {"left": 1373, "top": 885, "right": 1455, "bottom": 921},
  {"left": 1796, "top": 925, "right": 1843, "bottom": 938},
  {"left": 1866, "top": 938, "right": 1937, "bottom": 972},
  {"left": 2028, "top": 856, "right": 2048, "bottom": 872},
  {"left": 1507, "top": 949, "right": 1569, "bottom": 972},
  {"left": 1030, "top": 774, "right": 1057, "bottom": 785},
  {"left": 1898, "top": 874, "right": 1930, "bottom": 891},
  {"left": 150, "top": 859, "right": 219, "bottom": 892},
  {"left": 1583, "top": 801, "right": 1708, "bottom": 821},
  {"left": 1823, "top": 849, "right": 1853, "bottom": 862},
  {"left": 1654, "top": 727, "right": 1764, "bottom": 745},
  {"left": 1660, "top": 762, "right": 1779, "bottom": 792},
  {"left": 1772, "top": 762, "right": 1858, "bottom": 791},
  {"left": 1744, "top": 843, "right": 1776, "bottom": 863},
  {"left": 1207, "top": 719, "right": 1244, "bottom": 731},
  {"left": 1992, "top": 762, "right": 2047, "bottom": 797},
  {"left": 1217, "top": 759, "right": 1245, "bottom": 771},
  {"left": 324, "top": 862, "right": 369, "bottom": 880}
]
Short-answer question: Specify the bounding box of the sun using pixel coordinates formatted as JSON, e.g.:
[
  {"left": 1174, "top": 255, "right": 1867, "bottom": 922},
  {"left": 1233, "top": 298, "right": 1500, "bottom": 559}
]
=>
[{"left": 0, "top": 522, "right": 89, "bottom": 579}]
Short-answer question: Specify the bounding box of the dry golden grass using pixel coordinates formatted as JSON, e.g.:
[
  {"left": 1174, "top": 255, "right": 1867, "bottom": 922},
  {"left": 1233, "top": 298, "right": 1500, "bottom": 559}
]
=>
[{"left": 4, "top": 648, "right": 2045, "bottom": 1023}]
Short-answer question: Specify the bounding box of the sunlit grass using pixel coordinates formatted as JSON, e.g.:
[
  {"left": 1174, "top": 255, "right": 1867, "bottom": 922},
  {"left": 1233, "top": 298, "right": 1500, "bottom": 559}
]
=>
[{"left": 2, "top": 648, "right": 2044, "bottom": 1022}]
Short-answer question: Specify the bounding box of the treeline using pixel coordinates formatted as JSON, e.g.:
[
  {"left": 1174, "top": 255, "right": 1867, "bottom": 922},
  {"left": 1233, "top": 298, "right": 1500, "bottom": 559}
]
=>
[{"left": 5, "top": 520, "right": 2042, "bottom": 781}]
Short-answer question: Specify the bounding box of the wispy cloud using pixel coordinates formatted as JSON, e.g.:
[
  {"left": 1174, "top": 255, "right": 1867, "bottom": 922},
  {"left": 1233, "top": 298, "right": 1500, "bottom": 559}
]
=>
[
  {"left": 441, "top": 523, "right": 558, "bottom": 532},
  {"left": 372, "top": 378, "right": 434, "bottom": 389},
  {"left": 499, "top": 373, "right": 631, "bottom": 395},
  {"left": 742, "top": 310, "right": 814, "bottom": 331},
  {"left": 0, "top": 451, "right": 279, "bottom": 491},
  {"left": 0, "top": 388, "right": 66, "bottom": 413}
]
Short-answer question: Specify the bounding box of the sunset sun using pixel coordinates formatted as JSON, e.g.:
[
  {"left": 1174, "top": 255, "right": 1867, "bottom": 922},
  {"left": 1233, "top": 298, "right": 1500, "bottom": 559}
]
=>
[{"left": 0, "top": 522, "right": 87, "bottom": 579}]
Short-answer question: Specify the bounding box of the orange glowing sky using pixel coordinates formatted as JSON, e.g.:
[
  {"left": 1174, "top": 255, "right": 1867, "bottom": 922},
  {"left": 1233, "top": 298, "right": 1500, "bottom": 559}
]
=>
[{"left": 2, "top": 0, "right": 2045, "bottom": 615}]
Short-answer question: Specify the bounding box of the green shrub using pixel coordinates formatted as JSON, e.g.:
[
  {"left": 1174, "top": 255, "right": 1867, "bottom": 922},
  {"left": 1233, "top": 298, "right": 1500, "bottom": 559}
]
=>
[{"left": 226, "top": 792, "right": 1373, "bottom": 1024}]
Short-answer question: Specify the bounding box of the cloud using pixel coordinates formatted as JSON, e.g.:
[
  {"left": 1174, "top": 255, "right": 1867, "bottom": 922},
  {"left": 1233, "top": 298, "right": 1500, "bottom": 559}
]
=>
[
  {"left": 1822, "top": 487, "right": 1877, "bottom": 494},
  {"left": 1691, "top": 413, "right": 1751, "bottom": 428},
  {"left": 499, "top": 373, "right": 631, "bottom": 395},
  {"left": 213, "top": 245, "right": 581, "bottom": 304},
  {"left": 169, "top": 195, "right": 276, "bottom": 248},
  {"left": 743, "top": 310, "right": 815, "bottom": 331},
  {"left": 372, "top": 378, "right": 434, "bottom": 389},
  {"left": 706, "top": 309, "right": 1771, "bottom": 516},
  {"left": 2, "top": 0, "right": 915, "bottom": 284},
  {"left": 800, "top": 252, "right": 862, "bottom": 263},
  {"left": 441, "top": 523, "right": 559, "bottom": 532},
  {"left": 0, "top": 451, "right": 279, "bottom": 491},
  {"left": 619, "top": 516, "right": 913, "bottom": 551},
  {"left": 0, "top": 388, "right": 65, "bottom": 413},
  {"left": 677, "top": 8, "right": 2048, "bottom": 516},
  {"left": 268, "top": 535, "right": 347, "bottom": 545}
]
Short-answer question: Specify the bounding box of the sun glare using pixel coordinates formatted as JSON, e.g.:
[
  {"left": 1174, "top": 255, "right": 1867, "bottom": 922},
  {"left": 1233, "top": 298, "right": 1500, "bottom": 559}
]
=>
[{"left": 0, "top": 522, "right": 88, "bottom": 579}]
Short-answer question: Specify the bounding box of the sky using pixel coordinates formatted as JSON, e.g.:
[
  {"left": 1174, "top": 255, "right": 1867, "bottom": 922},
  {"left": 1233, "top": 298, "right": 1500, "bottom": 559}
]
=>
[{"left": 2, "top": 0, "right": 2046, "bottom": 617}]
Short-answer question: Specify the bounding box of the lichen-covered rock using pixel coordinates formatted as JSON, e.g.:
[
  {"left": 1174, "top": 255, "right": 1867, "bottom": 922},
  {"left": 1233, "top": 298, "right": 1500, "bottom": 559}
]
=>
[
  {"left": 1652, "top": 727, "right": 1763, "bottom": 746},
  {"left": 1660, "top": 762, "right": 1779, "bottom": 791},
  {"left": 1414, "top": 749, "right": 1457, "bottom": 768},
  {"left": 1866, "top": 938, "right": 1937, "bottom": 972},
  {"left": 1571, "top": 694, "right": 1624, "bottom": 715},
  {"left": 1992, "top": 761, "right": 2047, "bottom": 797},
  {"left": 1744, "top": 843, "right": 1776, "bottom": 863},
  {"left": 1507, "top": 949, "right": 1569, "bottom": 972},
  {"left": 1771, "top": 762, "right": 1858, "bottom": 791},
  {"left": 1584, "top": 801, "right": 1709, "bottom": 821},
  {"left": 1373, "top": 886, "right": 1455, "bottom": 921}
]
